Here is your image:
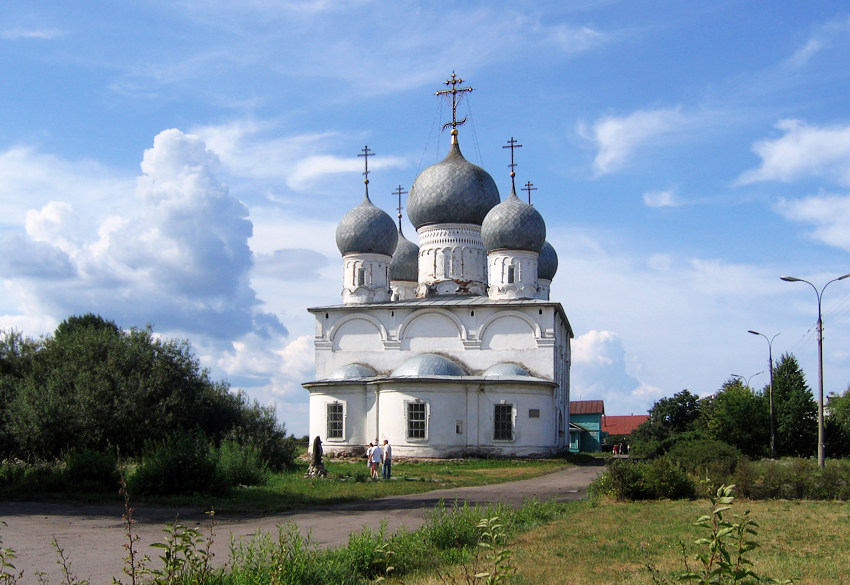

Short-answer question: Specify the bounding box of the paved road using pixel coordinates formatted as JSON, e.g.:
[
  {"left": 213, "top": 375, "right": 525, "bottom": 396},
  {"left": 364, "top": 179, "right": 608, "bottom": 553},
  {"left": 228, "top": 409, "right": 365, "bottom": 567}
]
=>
[{"left": 0, "top": 464, "right": 602, "bottom": 584}]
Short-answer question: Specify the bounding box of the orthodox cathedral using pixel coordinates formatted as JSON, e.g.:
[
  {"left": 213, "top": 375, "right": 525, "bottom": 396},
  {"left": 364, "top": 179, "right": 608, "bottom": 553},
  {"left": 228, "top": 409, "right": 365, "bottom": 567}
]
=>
[{"left": 303, "top": 75, "right": 573, "bottom": 457}]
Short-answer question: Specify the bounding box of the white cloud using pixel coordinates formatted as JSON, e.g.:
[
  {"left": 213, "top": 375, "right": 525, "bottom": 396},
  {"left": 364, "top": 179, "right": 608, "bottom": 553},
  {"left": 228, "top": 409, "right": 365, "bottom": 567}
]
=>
[
  {"left": 0, "top": 26, "right": 62, "bottom": 40},
  {"left": 578, "top": 107, "right": 689, "bottom": 174},
  {"left": 642, "top": 189, "right": 683, "bottom": 208},
  {"left": 782, "top": 15, "right": 850, "bottom": 69},
  {"left": 776, "top": 193, "right": 850, "bottom": 251},
  {"left": 737, "top": 119, "right": 850, "bottom": 186}
]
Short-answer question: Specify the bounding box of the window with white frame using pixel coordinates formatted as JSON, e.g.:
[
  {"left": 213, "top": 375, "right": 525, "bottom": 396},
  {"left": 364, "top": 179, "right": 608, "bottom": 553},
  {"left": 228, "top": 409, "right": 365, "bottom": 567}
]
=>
[
  {"left": 326, "top": 402, "right": 344, "bottom": 439},
  {"left": 406, "top": 401, "right": 427, "bottom": 440},
  {"left": 494, "top": 403, "right": 513, "bottom": 440}
]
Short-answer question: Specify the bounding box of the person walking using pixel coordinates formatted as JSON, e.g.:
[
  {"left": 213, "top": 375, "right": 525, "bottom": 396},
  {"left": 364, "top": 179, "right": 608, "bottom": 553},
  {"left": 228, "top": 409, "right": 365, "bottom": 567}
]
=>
[
  {"left": 369, "top": 441, "right": 383, "bottom": 479},
  {"left": 381, "top": 439, "right": 392, "bottom": 479},
  {"left": 366, "top": 442, "right": 374, "bottom": 473}
]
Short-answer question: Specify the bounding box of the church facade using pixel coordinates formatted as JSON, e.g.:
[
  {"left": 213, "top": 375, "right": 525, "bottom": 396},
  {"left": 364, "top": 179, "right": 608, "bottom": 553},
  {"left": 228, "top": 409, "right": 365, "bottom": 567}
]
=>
[{"left": 303, "top": 76, "right": 573, "bottom": 457}]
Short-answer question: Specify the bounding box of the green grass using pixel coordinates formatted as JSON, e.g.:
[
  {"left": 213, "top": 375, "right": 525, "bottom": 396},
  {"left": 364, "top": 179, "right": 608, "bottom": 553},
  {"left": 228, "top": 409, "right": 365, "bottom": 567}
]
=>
[{"left": 0, "top": 457, "right": 570, "bottom": 512}]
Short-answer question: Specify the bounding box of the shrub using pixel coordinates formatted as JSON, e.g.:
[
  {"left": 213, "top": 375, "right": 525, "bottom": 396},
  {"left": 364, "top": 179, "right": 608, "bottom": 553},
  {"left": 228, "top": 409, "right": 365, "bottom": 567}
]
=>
[
  {"left": 129, "top": 429, "right": 226, "bottom": 496},
  {"left": 666, "top": 439, "right": 740, "bottom": 483},
  {"left": 421, "top": 500, "right": 483, "bottom": 551},
  {"left": 64, "top": 448, "right": 119, "bottom": 493},
  {"left": 216, "top": 439, "right": 269, "bottom": 487},
  {"left": 643, "top": 456, "right": 694, "bottom": 499}
]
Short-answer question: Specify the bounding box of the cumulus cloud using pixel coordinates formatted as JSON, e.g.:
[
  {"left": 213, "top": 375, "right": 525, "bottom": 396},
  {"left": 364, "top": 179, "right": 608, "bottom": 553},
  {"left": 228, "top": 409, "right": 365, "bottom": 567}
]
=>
[
  {"left": 642, "top": 189, "right": 683, "bottom": 208},
  {"left": 776, "top": 192, "right": 850, "bottom": 251},
  {"left": 3, "top": 129, "right": 286, "bottom": 341},
  {"left": 578, "top": 107, "right": 689, "bottom": 174},
  {"left": 570, "top": 330, "right": 658, "bottom": 414},
  {"left": 737, "top": 119, "right": 850, "bottom": 186}
]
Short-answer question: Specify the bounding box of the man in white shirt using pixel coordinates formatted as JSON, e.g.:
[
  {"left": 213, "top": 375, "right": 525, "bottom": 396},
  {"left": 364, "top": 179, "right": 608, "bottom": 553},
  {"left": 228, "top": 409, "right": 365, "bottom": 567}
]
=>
[
  {"left": 381, "top": 439, "right": 392, "bottom": 479},
  {"left": 369, "top": 442, "right": 383, "bottom": 479}
]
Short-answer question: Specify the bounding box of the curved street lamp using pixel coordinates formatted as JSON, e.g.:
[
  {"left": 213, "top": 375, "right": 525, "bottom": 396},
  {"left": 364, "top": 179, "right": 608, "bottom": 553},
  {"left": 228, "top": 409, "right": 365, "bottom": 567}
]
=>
[
  {"left": 748, "top": 331, "right": 779, "bottom": 458},
  {"left": 732, "top": 371, "right": 764, "bottom": 389},
  {"left": 781, "top": 273, "right": 850, "bottom": 468}
]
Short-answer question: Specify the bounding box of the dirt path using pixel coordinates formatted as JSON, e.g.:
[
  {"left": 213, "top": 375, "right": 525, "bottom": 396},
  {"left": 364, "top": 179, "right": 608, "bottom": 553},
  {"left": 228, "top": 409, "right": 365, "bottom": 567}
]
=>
[{"left": 0, "top": 464, "right": 602, "bottom": 584}]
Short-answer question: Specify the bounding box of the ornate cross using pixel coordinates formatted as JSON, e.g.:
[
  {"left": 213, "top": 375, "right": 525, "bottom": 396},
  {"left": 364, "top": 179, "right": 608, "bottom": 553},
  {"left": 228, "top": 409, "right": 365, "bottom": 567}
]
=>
[
  {"left": 393, "top": 185, "right": 408, "bottom": 229},
  {"left": 358, "top": 145, "right": 374, "bottom": 196},
  {"left": 436, "top": 72, "right": 474, "bottom": 132},
  {"left": 522, "top": 181, "right": 538, "bottom": 205},
  {"left": 503, "top": 137, "right": 523, "bottom": 191}
]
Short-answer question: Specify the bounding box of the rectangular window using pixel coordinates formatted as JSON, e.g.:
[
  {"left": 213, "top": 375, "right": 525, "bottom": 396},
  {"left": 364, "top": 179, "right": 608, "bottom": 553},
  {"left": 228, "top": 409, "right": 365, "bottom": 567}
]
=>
[
  {"left": 327, "top": 403, "right": 343, "bottom": 439},
  {"left": 407, "top": 402, "right": 427, "bottom": 440},
  {"left": 494, "top": 404, "right": 513, "bottom": 440},
  {"left": 528, "top": 408, "right": 540, "bottom": 419}
]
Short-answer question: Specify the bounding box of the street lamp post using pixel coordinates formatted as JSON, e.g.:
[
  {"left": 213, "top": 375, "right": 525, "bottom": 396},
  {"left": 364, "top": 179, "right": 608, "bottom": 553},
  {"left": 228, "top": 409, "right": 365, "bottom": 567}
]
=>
[
  {"left": 748, "top": 331, "right": 779, "bottom": 458},
  {"left": 781, "top": 273, "right": 850, "bottom": 468},
  {"left": 732, "top": 371, "right": 764, "bottom": 389}
]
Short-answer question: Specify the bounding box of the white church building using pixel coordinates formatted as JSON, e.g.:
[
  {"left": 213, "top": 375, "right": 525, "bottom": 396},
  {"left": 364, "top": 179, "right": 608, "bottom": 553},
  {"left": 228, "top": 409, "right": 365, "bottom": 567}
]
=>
[{"left": 304, "top": 76, "right": 573, "bottom": 457}]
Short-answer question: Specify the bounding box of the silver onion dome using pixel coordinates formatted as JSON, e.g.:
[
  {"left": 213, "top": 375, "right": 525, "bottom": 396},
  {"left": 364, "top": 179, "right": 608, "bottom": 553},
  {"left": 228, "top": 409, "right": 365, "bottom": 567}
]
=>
[
  {"left": 389, "top": 228, "right": 419, "bottom": 282},
  {"left": 481, "top": 189, "right": 546, "bottom": 253},
  {"left": 538, "top": 240, "right": 558, "bottom": 280},
  {"left": 482, "top": 362, "right": 530, "bottom": 377},
  {"left": 391, "top": 353, "right": 467, "bottom": 377},
  {"left": 407, "top": 138, "right": 500, "bottom": 229},
  {"left": 335, "top": 195, "right": 398, "bottom": 256}
]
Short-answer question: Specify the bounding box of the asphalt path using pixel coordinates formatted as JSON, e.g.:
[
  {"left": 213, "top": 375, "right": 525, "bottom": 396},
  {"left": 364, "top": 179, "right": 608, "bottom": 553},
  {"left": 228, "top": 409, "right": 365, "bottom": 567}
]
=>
[{"left": 0, "top": 464, "right": 603, "bottom": 584}]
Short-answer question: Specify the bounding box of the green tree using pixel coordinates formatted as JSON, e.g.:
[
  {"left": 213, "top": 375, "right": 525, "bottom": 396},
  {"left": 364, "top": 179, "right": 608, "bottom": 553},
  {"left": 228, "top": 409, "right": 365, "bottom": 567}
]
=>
[
  {"left": 701, "top": 377, "right": 769, "bottom": 458},
  {"left": 825, "top": 385, "right": 850, "bottom": 457},
  {"left": 630, "top": 389, "right": 705, "bottom": 457},
  {"left": 4, "top": 314, "right": 292, "bottom": 466},
  {"left": 771, "top": 352, "right": 816, "bottom": 457}
]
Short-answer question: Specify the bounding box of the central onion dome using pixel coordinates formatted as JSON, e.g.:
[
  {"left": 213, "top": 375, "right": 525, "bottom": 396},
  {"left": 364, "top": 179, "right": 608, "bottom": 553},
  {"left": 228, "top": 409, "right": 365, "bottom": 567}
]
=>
[
  {"left": 538, "top": 240, "right": 559, "bottom": 280},
  {"left": 407, "top": 135, "right": 500, "bottom": 229},
  {"left": 335, "top": 194, "right": 398, "bottom": 256},
  {"left": 389, "top": 227, "right": 419, "bottom": 281},
  {"left": 481, "top": 189, "right": 546, "bottom": 252}
]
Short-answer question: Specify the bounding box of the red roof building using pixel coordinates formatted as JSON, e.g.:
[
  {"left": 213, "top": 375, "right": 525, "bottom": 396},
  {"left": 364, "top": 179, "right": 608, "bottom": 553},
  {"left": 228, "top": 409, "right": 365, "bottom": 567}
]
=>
[{"left": 602, "top": 415, "right": 649, "bottom": 436}]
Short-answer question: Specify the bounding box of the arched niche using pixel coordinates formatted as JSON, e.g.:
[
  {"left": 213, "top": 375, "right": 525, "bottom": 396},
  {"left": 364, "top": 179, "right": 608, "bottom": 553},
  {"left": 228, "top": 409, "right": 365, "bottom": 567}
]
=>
[
  {"left": 479, "top": 313, "right": 539, "bottom": 350},
  {"left": 330, "top": 316, "right": 386, "bottom": 351},
  {"left": 399, "top": 310, "right": 465, "bottom": 351}
]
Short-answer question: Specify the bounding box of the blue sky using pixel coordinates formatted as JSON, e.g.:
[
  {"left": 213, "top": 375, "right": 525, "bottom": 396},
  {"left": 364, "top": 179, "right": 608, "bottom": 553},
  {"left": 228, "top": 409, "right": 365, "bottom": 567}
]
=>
[{"left": 3, "top": 1, "right": 850, "bottom": 436}]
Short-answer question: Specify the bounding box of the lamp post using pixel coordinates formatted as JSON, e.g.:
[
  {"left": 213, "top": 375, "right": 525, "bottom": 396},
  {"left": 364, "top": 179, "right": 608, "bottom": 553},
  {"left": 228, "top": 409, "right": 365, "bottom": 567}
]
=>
[
  {"left": 748, "top": 331, "right": 779, "bottom": 458},
  {"left": 781, "top": 273, "right": 850, "bottom": 468},
  {"left": 732, "top": 371, "right": 764, "bottom": 389}
]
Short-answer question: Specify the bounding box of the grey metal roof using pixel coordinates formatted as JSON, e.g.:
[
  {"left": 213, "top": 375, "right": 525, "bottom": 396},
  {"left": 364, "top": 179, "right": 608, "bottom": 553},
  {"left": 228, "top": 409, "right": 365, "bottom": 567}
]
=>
[
  {"left": 407, "top": 139, "right": 500, "bottom": 229},
  {"left": 538, "top": 240, "right": 559, "bottom": 280},
  {"left": 481, "top": 189, "right": 546, "bottom": 253},
  {"left": 335, "top": 194, "right": 398, "bottom": 256},
  {"left": 392, "top": 353, "right": 467, "bottom": 377},
  {"left": 483, "top": 362, "right": 531, "bottom": 377},
  {"left": 327, "top": 363, "right": 378, "bottom": 380},
  {"left": 389, "top": 227, "right": 419, "bottom": 281}
]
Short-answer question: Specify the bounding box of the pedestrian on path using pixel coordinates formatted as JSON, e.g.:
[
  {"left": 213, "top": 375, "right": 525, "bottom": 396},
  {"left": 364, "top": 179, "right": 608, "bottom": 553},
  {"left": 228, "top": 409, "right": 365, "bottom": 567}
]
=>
[
  {"left": 370, "top": 442, "right": 383, "bottom": 479},
  {"left": 381, "top": 439, "right": 392, "bottom": 479}
]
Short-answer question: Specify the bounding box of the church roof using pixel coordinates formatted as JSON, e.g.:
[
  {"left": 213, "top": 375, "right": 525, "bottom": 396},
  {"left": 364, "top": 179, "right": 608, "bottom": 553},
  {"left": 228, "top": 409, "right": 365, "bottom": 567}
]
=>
[
  {"left": 407, "top": 138, "right": 500, "bottom": 229},
  {"left": 327, "top": 363, "right": 378, "bottom": 380},
  {"left": 389, "top": 227, "right": 419, "bottom": 282},
  {"left": 483, "top": 362, "right": 531, "bottom": 377},
  {"left": 392, "top": 353, "right": 467, "bottom": 377},
  {"left": 538, "top": 240, "right": 558, "bottom": 280},
  {"left": 335, "top": 194, "right": 398, "bottom": 257},
  {"left": 570, "top": 400, "right": 605, "bottom": 415},
  {"left": 481, "top": 188, "right": 546, "bottom": 253}
]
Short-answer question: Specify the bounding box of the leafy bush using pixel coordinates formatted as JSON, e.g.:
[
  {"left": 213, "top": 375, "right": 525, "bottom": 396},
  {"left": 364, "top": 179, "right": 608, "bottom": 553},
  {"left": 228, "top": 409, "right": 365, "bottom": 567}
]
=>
[
  {"left": 217, "top": 439, "right": 269, "bottom": 487},
  {"left": 64, "top": 448, "right": 120, "bottom": 493},
  {"left": 593, "top": 457, "right": 694, "bottom": 501},
  {"left": 666, "top": 439, "right": 740, "bottom": 482},
  {"left": 129, "top": 429, "right": 226, "bottom": 496},
  {"left": 643, "top": 456, "right": 695, "bottom": 499}
]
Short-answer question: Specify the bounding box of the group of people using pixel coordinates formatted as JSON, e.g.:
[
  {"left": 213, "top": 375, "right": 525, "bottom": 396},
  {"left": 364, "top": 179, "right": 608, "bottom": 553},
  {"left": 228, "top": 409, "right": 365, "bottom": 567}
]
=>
[{"left": 366, "top": 439, "right": 392, "bottom": 479}]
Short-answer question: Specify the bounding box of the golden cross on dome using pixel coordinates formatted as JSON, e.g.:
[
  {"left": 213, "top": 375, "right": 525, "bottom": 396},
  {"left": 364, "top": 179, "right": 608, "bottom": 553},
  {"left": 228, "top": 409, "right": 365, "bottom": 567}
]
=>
[
  {"left": 393, "top": 184, "right": 408, "bottom": 230},
  {"left": 503, "top": 137, "right": 523, "bottom": 192},
  {"left": 358, "top": 145, "right": 374, "bottom": 197},
  {"left": 522, "top": 181, "right": 538, "bottom": 205},
  {"left": 436, "top": 72, "right": 474, "bottom": 133}
]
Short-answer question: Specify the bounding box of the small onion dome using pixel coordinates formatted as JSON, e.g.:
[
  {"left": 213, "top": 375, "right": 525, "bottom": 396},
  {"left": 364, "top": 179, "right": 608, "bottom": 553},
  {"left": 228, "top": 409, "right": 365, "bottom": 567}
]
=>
[
  {"left": 335, "top": 195, "right": 398, "bottom": 256},
  {"left": 481, "top": 188, "right": 546, "bottom": 253},
  {"left": 407, "top": 138, "right": 500, "bottom": 229},
  {"left": 538, "top": 240, "right": 559, "bottom": 280},
  {"left": 389, "top": 228, "right": 419, "bottom": 282},
  {"left": 391, "top": 353, "right": 467, "bottom": 377},
  {"left": 327, "top": 363, "right": 377, "bottom": 380},
  {"left": 483, "top": 362, "right": 530, "bottom": 377}
]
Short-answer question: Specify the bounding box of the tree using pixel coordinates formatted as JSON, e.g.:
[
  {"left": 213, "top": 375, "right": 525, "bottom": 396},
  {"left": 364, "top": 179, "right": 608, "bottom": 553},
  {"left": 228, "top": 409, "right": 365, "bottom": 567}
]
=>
[
  {"left": 630, "top": 389, "right": 705, "bottom": 457},
  {"left": 4, "top": 314, "right": 292, "bottom": 466},
  {"left": 825, "top": 385, "right": 850, "bottom": 457},
  {"left": 771, "top": 353, "right": 817, "bottom": 457},
  {"left": 701, "top": 377, "right": 769, "bottom": 458}
]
